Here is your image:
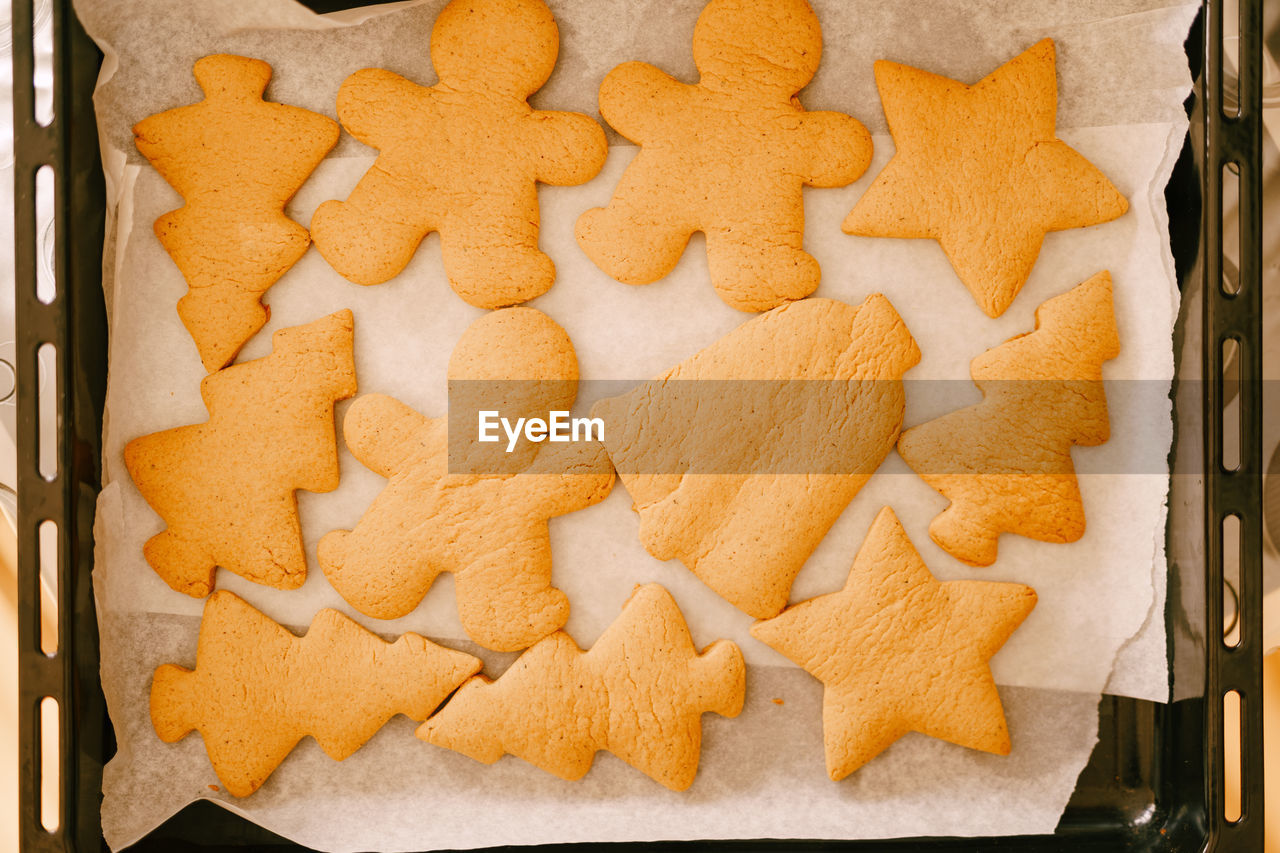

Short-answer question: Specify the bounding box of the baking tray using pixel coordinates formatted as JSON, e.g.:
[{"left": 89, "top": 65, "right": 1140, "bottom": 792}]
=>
[{"left": 11, "top": 0, "right": 1267, "bottom": 849}]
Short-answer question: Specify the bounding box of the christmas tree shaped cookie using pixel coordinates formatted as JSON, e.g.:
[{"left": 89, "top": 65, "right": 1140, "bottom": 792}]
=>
[
  {"left": 842, "top": 39, "right": 1128, "bottom": 318},
  {"left": 151, "top": 591, "right": 481, "bottom": 797},
  {"left": 576, "top": 0, "right": 873, "bottom": 312},
  {"left": 310, "top": 0, "right": 606, "bottom": 307},
  {"left": 134, "top": 54, "right": 340, "bottom": 372},
  {"left": 319, "top": 308, "right": 613, "bottom": 651},
  {"left": 418, "top": 584, "right": 745, "bottom": 791},
  {"left": 125, "top": 310, "right": 356, "bottom": 597},
  {"left": 592, "top": 296, "right": 920, "bottom": 619},
  {"left": 897, "top": 271, "right": 1120, "bottom": 566},
  {"left": 751, "top": 508, "right": 1037, "bottom": 780}
]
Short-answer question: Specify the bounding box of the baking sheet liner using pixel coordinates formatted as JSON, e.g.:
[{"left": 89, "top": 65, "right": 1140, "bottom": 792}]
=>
[{"left": 74, "top": 0, "right": 1197, "bottom": 847}]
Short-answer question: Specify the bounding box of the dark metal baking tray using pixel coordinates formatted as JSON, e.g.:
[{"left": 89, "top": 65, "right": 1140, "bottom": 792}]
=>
[{"left": 12, "top": 0, "right": 1266, "bottom": 848}]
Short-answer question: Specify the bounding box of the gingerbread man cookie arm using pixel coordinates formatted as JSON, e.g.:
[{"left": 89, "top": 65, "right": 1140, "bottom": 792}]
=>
[
  {"left": 311, "top": 70, "right": 436, "bottom": 288},
  {"left": 342, "top": 393, "right": 444, "bottom": 481},
  {"left": 519, "top": 440, "right": 616, "bottom": 514},
  {"left": 597, "top": 61, "right": 694, "bottom": 145},
  {"left": 524, "top": 109, "right": 608, "bottom": 186},
  {"left": 334, "top": 68, "right": 423, "bottom": 148},
  {"left": 794, "top": 110, "right": 874, "bottom": 188}
]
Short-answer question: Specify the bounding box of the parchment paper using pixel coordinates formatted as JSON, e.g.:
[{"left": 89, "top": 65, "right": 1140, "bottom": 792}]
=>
[{"left": 75, "top": 0, "right": 1197, "bottom": 848}]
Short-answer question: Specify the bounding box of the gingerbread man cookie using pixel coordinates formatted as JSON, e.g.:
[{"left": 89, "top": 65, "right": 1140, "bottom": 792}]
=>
[
  {"left": 125, "top": 310, "right": 356, "bottom": 597},
  {"left": 576, "top": 0, "right": 872, "bottom": 312},
  {"left": 319, "top": 308, "right": 614, "bottom": 651},
  {"left": 310, "top": 0, "right": 606, "bottom": 307},
  {"left": 134, "top": 54, "right": 339, "bottom": 372},
  {"left": 419, "top": 584, "right": 745, "bottom": 791}
]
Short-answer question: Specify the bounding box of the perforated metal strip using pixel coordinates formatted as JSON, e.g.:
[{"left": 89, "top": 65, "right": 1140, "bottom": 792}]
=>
[
  {"left": 14, "top": 0, "right": 105, "bottom": 850},
  {"left": 1204, "top": 0, "right": 1266, "bottom": 848}
]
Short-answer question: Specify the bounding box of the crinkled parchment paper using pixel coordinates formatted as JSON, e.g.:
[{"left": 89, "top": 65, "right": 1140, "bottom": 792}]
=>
[{"left": 73, "top": 0, "right": 1196, "bottom": 848}]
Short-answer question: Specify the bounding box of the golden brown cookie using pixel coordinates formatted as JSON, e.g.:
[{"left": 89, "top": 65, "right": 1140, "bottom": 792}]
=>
[
  {"left": 896, "top": 271, "right": 1119, "bottom": 567},
  {"left": 842, "top": 39, "right": 1128, "bottom": 318},
  {"left": 125, "top": 310, "right": 356, "bottom": 597},
  {"left": 751, "top": 507, "right": 1037, "bottom": 781},
  {"left": 310, "top": 0, "right": 606, "bottom": 307},
  {"left": 134, "top": 54, "right": 340, "bottom": 372},
  {"left": 576, "top": 0, "right": 873, "bottom": 312},
  {"left": 319, "top": 308, "right": 613, "bottom": 651},
  {"left": 418, "top": 583, "right": 745, "bottom": 791},
  {"left": 151, "top": 590, "right": 481, "bottom": 797},
  {"left": 592, "top": 296, "right": 919, "bottom": 619}
]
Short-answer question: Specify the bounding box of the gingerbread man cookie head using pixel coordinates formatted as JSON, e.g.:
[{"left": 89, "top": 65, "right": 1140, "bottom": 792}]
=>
[
  {"left": 448, "top": 307, "right": 579, "bottom": 471},
  {"left": 692, "top": 0, "right": 823, "bottom": 95},
  {"left": 431, "top": 0, "right": 559, "bottom": 98}
]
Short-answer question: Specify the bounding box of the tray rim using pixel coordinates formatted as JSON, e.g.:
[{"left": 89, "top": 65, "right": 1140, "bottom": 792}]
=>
[{"left": 11, "top": 0, "right": 1267, "bottom": 849}]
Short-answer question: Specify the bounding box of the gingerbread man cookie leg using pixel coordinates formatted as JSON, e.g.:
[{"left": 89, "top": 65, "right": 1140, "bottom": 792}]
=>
[
  {"left": 134, "top": 54, "right": 339, "bottom": 372},
  {"left": 575, "top": 166, "right": 698, "bottom": 286},
  {"left": 438, "top": 186, "right": 556, "bottom": 308},
  {"left": 704, "top": 220, "right": 821, "bottom": 313},
  {"left": 452, "top": 531, "right": 570, "bottom": 652}
]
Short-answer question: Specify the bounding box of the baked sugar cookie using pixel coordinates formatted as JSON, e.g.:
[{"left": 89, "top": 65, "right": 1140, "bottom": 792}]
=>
[
  {"left": 134, "top": 55, "right": 339, "bottom": 372},
  {"left": 896, "top": 271, "right": 1120, "bottom": 566},
  {"left": 751, "top": 507, "right": 1036, "bottom": 780},
  {"left": 152, "top": 591, "right": 480, "bottom": 797},
  {"left": 419, "top": 584, "right": 744, "bottom": 791},
  {"left": 125, "top": 310, "right": 356, "bottom": 597},
  {"left": 319, "top": 308, "right": 613, "bottom": 651},
  {"left": 310, "top": 0, "right": 606, "bottom": 307},
  {"left": 842, "top": 39, "right": 1127, "bottom": 318},
  {"left": 576, "top": 0, "right": 872, "bottom": 312},
  {"left": 592, "top": 296, "right": 919, "bottom": 618}
]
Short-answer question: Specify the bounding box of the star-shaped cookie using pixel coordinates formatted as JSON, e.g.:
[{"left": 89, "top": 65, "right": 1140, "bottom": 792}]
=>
[
  {"left": 750, "top": 507, "right": 1037, "bottom": 780},
  {"left": 842, "top": 39, "right": 1127, "bottom": 318}
]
